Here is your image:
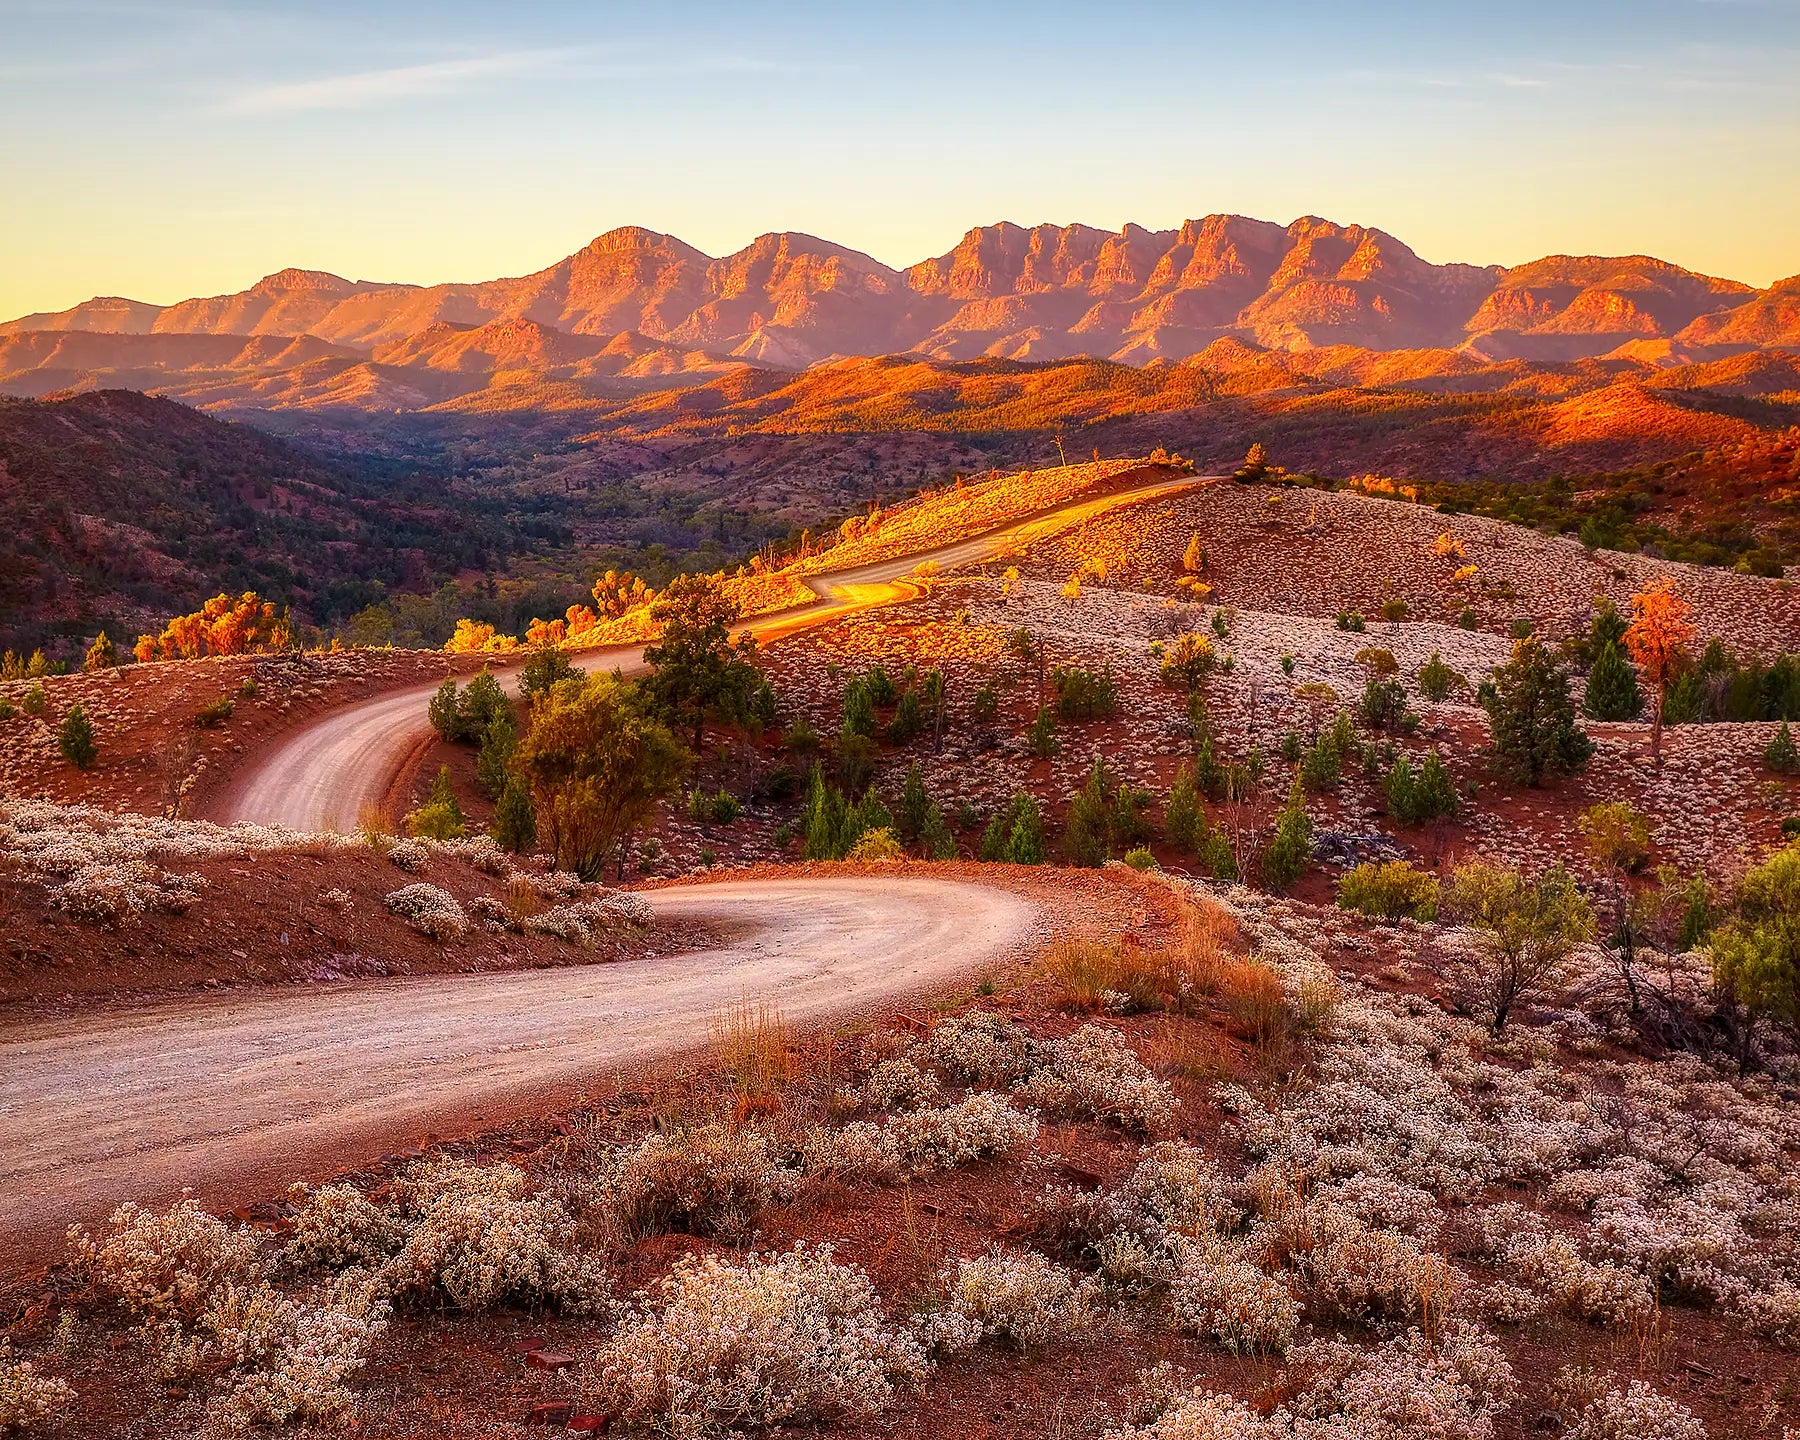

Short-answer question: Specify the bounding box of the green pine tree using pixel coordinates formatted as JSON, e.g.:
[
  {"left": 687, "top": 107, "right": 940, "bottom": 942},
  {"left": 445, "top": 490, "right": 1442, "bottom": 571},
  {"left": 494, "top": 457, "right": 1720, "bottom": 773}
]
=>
[
  {"left": 58, "top": 703, "right": 97, "bottom": 769},
  {"left": 1260, "top": 773, "right": 1313, "bottom": 888},
  {"left": 1063, "top": 757, "right": 1113, "bottom": 867},
  {"left": 1165, "top": 762, "right": 1201, "bottom": 850},
  {"left": 475, "top": 712, "right": 516, "bottom": 800},
  {"left": 1004, "top": 794, "right": 1048, "bottom": 864},
  {"left": 1482, "top": 638, "right": 1595, "bottom": 786},
  {"left": 492, "top": 778, "right": 536, "bottom": 853},
  {"left": 1583, "top": 640, "right": 1643, "bottom": 721},
  {"left": 1765, "top": 720, "right": 1800, "bottom": 776}
]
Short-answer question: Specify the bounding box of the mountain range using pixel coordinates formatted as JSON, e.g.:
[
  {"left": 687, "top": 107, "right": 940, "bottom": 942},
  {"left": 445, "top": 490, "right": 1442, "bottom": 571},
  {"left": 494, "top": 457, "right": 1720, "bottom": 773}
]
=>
[{"left": 4, "top": 217, "right": 1798, "bottom": 415}]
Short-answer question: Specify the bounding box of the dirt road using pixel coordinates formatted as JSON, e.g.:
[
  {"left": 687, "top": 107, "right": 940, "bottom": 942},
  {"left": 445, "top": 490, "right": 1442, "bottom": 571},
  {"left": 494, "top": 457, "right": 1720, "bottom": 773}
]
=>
[
  {"left": 209, "top": 471, "right": 1209, "bottom": 832},
  {"left": 0, "top": 876, "right": 1038, "bottom": 1276}
]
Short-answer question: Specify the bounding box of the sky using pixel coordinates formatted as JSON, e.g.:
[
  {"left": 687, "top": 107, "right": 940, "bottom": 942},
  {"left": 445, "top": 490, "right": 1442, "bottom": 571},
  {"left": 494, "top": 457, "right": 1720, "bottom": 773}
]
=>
[{"left": 2, "top": 0, "right": 1798, "bottom": 319}]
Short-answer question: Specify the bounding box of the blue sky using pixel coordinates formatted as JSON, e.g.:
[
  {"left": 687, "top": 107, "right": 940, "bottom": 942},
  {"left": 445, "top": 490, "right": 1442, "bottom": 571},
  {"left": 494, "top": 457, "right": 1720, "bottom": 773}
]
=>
[{"left": 2, "top": 0, "right": 1797, "bottom": 317}]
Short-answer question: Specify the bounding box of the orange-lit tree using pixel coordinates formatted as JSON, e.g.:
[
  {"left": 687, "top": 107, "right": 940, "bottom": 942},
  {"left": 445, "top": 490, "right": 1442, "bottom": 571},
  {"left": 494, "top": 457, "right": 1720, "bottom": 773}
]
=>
[
  {"left": 1624, "top": 577, "right": 1696, "bottom": 766},
  {"left": 134, "top": 593, "right": 291, "bottom": 662}
]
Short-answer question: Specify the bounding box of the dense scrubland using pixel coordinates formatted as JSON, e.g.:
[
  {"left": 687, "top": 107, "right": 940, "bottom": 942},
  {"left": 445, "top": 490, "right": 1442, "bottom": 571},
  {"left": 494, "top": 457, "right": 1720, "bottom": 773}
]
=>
[{"left": 5, "top": 446, "right": 1800, "bottom": 1439}]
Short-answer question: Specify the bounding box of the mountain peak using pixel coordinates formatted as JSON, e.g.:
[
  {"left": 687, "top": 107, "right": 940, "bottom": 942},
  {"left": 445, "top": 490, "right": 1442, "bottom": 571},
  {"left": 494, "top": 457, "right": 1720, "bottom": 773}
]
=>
[{"left": 250, "top": 268, "right": 356, "bottom": 297}]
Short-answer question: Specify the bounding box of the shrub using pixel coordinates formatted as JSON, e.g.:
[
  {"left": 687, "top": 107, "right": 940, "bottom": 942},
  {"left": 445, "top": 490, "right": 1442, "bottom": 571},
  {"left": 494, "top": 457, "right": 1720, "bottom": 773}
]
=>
[
  {"left": 1052, "top": 664, "right": 1118, "bottom": 721},
  {"left": 70, "top": 1199, "right": 264, "bottom": 1324},
  {"left": 864, "top": 1056, "right": 940, "bottom": 1111},
  {"left": 517, "top": 645, "right": 578, "bottom": 699},
  {"left": 1358, "top": 677, "right": 1411, "bottom": 732},
  {"left": 1416, "top": 651, "right": 1465, "bottom": 702},
  {"left": 1299, "top": 1207, "right": 1459, "bottom": 1325},
  {"left": 978, "top": 791, "right": 1048, "bottom": 864},
  {"left": 603, "top": 1124, "right": 794, "bottom": 1239},
  {"left": 1260, "top": 775, "right": 1312, "bottom": 889},
  {"left": 801, "top": 1122, "right": 902, "bottom": 1184},
  {"left": 1583, "top": 641, "right": 1643, "bottom": 721},
  {"left": 1017, "top": 1023, "right": 1177, "bottom": 1133},
  {"left": 1024, "top": 705, "right": 1060, "bottom": 758},
  {"left": 926, "top": 1010, "right": 1040, "bottom": 1084},
  {"left": 83, "top": 630, "right": 116, "bottom": 672},
  {"left": 1387, "top": 750, "right": 1458, "bottom": 824},
  {"left": 491, "top": 778, "right": 537, "bottom": 853},
  {"left": 1123, "top": 846, "right": 1158, "bottom": 871},
  {"left": 847, "top": 827, "right": 904, "bottom": 861},
  {"left": 57, "top": 704, "right": 97, "bottom": 769},
  {"left": 887, "top": 686, "right": 924, "bottom": 744},
  {"left": 0, "top": 1343, "right": 75, "bottom": 1431},
  {"left": 1161, "top": 634, "right": 1216, "bottom": 692},
  {"left": 1379, "top": 597, "right": 1409, "bottom": 621},
  {"left": 1555, "top": 1376, "right": 1705, "bottom": 1440},
  {"left": 1338, "top": 860, "right": 1440, "bottom": 920},
  {"left": 384, "top": 1158, "right": 604, "bottom": 1312},
  {"left": 0, "top": 695, "right": 13, "bottom": 722},
  {"left": 382, "top": 883, "right": 470, "bottom": 942},
  {"left": 887, "top": 1094, "right": 1039, "bottom": 1170},
  {"left": 1766, "top": 720, "right": 1800, "bottom": 775},
  {"left": 1444, "top": 862, "right": 1593, "bottom": 1031},
  {"left": 937, "top": 1249, "right": 1095, "bottom": 1350},
  {"left": 969, "top": 680, "right": 1000, "bottom": 722},
  {"left": 20, "top": 684, "right": 45, "bottom": 717},
  {"left": 1169, "top": 1241, "right": 1298, "bottom": 1354},
  {"left": 474, "top": 712, "right": 516, "bottom": 799},
  {"left": 599, "top": 1245, "right": 924, "bottom": 1437},
  {"left": 1481, "top": 637, "right": 1593, "bottom": 786},
  {"left": 284, "top": 1185, "right": 402, "bottom": 1271},
  {"left": 406, "top": 766, "right": 466, "bottom": 841},
  {"left": 1335, "top": 610, "right": 1366, "bottom": 633}
]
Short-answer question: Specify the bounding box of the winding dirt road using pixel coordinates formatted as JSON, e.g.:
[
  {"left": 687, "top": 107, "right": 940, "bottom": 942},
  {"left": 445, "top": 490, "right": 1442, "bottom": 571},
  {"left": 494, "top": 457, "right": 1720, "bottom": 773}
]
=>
[
  {"left": 0, "top": 876, "right": 1039, "bottom": 1275},
  {"left": 208, "top": 470, "right": 1209, "bottom": 831}
]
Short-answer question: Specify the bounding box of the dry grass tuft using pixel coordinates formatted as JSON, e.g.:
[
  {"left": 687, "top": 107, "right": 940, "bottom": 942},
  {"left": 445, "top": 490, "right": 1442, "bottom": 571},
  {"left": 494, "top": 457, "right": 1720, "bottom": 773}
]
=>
[{"left": 711, "top": 999, "right": 795, "bottom": 1100}]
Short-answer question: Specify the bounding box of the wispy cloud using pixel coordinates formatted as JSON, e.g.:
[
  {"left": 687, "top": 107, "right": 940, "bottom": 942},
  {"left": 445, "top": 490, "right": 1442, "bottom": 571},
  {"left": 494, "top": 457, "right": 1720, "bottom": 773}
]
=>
[{"left": 223, "top": 48, "right": 576, "bottom": 114}]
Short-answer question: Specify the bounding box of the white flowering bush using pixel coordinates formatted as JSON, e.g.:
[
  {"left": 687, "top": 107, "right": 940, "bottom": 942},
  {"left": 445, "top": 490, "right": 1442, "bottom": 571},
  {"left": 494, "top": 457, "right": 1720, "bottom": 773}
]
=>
[
  {"left": 925, "top": 1010, "right": 1041, "bottom": 1085},
  {"left": 1295, "top": 1203, "right": 1459, "bottom": 1326},
  {"left": 886, "top": 1093, "right": 1038, "bottom": 1171},
  {"left": 52, "top": 858, "right": 206, "bottom": 925},
  {"left": 525, "top": 892, "right": 655, "bottom": 945},
  {"left": 935, "top": 1248, "right": 1096, "bottom": 1351},
  {"left": 1016, "top": 1023, "right": 1177, "bottom": 1133},
  {"left": 598, "top": 1244, "right": 926, "bottom": 1439},
  {"left": 1471, "top": 1204, "right": 1651, "bottom": 1324},
  {"left": 283, "top": 1184, "right": 402, "bottom": 1271},
  {"left": 801, "top": 1122, "right": 901, "bottom": 1184},
  {"left": 1125, "top": 1143, "right": 1243, "bottom": 1235},
  {"left": 599, "top": 1123, "right": 796, "bottom": 1239},
  {"left": 1556, "top": 1374, "right": 1706, "bottom": 1440},
  {"left": 189, "top": 1272, "right": 389, "bottom": 1430},
  {"left": 1279, "top": 1323, "right": 1517, "bottom": 1440},
  {"left": 1168, "top": 1239, "right": 1299, "bottom": 1354},
  {"left": 71, "top": 1199, "right": 265, "bottom": 1323},
  {"left": 864, "top": 1055, "right": 941, "bottom": 1110},
  {"left": 1103, "top": 1387, "right": 1265, "bottom": 1440},
  {"left": 0, "top": 1343, "right": 75, "bottom": 1433},
  {"left": 381, "top": 882, "right": 469, "bottom": 941},
  {"left": 382, "top": 1158, "right": 607, "bottom": 1312},
  {"left": 385, "top": 839, "right": 429, "bottom": 872}
]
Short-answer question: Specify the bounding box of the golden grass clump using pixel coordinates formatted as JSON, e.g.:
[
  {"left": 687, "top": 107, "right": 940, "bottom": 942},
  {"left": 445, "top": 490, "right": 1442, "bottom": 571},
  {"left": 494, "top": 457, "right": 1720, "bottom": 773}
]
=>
[{"left": 710, "top": 1000, "right": 794, "bottom": 1103}]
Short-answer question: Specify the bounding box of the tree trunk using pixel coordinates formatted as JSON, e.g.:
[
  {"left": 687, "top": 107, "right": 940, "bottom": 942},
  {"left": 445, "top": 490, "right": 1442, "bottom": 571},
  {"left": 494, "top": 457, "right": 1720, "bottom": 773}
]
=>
[{"left": 1651, "top": 685, "right": 1665, "bottom": 768}]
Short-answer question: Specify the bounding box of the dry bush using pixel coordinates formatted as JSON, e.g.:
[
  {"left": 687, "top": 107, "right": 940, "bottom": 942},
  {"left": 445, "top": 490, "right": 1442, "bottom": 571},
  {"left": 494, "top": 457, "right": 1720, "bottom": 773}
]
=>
[
  {"left": 932, "top": 1248, "right": 1097, "bottom": 1352},
  {"left": 1168, "top": 1239, "right": 1299, "bottom": 1354},
  {"left": 924, "top": 1010, "right": 1041, "bottom": 1085},
  {"left": 598, "top": 1244, "right": 926, "bottom": 1437},
  {"left": 1045, "top": 936, "right": 1187, "bottom": 1014},
  {"left": 382, "top": 882, "right": 468, "bottom": 941},
  {"left": 1016, "top": 1024, "right": 1178, "bottom": 1133},
  {"left": 356, "top": 802, "right": 395, "bottom": 841},
  {"left": 863, "top": 1055, "right": 940, "bottom": 1111},
  {"left": 801, "top": 1122, "right": 902, "bottom": 1185},
  {"left": 0, "top": 1343, "right": 75, "bottom": 1432},
  {"left": 602, "top": 1123, "right": 796, "bottom": 1240},
  {"left": 505, "top": 874, "right": 545, "bottom": 923},
  {"left": 70, "top": 1200, "right": 264, "bottom": 1324},
  {"left": 283, "top": 1184, "right": 402, "bottom": 1271},
  {"left": 1553, "top": 1370, "right": 1706, "bottom": 1440},
  {"left": 383, "top": 1158, "right": 607, "bottom": 1313},
  {"left": 887, "top": 1094, "right": 1038, "bottom": 1171},
  {"left": 1144, "top": 1016, "right": 1235, "bottom": 1082}
]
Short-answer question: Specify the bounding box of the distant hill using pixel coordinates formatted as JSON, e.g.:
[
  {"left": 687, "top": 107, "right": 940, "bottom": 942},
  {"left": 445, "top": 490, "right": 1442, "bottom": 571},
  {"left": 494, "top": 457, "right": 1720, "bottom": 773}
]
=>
[
  {"left": 3, "top": 216, "right": 1792, "bottom": 410},
  {"left": 0, "top": 391, "right": 526, "bottom": 653}
]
